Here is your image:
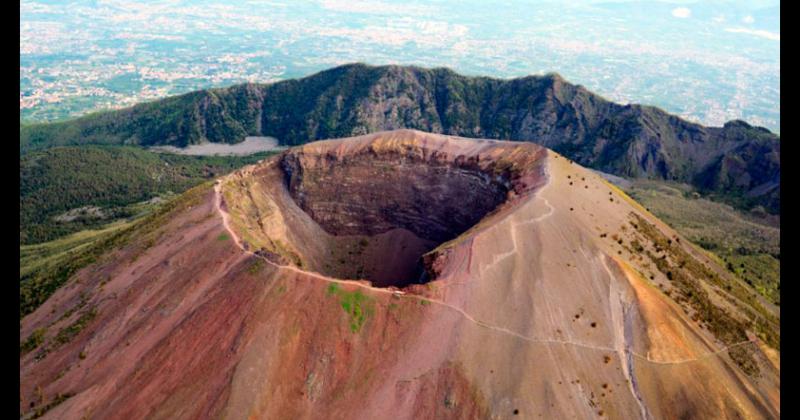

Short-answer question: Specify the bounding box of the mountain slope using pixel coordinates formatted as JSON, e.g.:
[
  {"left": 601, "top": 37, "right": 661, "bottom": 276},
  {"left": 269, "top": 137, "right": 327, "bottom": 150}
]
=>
[
  {"left": 623, "top": 179, "right": 780, "bottom": 306},
  {"left": 19, "top": 63, "right": 780, "bottom": 214},
  {"left": 20, "top": 146, "right": 274, "bottom": 244},
  {"left": 20, "top": 131, "right": 778, "bottom": 419}
]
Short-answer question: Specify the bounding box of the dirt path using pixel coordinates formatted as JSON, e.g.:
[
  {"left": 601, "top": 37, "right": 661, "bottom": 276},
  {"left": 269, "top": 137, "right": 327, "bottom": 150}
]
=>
[
  {"left": 212, "top": 178, "right": 755, "bottom": 366},
  {"left": 479, "top": 172, "right": 555, "bottom": 276}
]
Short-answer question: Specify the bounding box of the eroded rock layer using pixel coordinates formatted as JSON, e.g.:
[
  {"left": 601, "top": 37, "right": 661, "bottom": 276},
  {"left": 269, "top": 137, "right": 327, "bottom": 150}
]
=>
[{"left": 281, "top": 151, "right": 511, "bottom": 242}]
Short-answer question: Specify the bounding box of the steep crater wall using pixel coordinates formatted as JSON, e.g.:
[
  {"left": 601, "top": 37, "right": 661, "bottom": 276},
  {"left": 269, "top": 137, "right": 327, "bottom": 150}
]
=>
[
  {"left": 277, "top": 144, "right": 534, "bottom": 288},
  {"left": 281, "top": 152, "right": 511, "bottom": 242}
]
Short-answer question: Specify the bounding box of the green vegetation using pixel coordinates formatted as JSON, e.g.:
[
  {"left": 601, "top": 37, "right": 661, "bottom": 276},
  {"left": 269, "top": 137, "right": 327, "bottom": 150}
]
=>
[
  {"left": 20, "top": 145, "right": 274, "bottom": 244},
  {"left": 629, "top": 213, "right": 779, "bottom": 375},
  {"left": 326, "top": 283, "right": 375, "bottom": 333},
  {"left": 21, "top": 220, "right": 133, "bottom": 283},
  {"left": 626, "top": 180, "right": 779, "bottom": 305},
  {"left": 20, "top": 328, "right": 47, "bottom": 354},
  {"left": 19, "top": 145, "right": 275, "bottom": 319},
  {"left": 29, "top": 392, "right": 73, "bottom": 420},
  {"left": 340, "top": 290, "right": 372, "bottom": 332},
  {"left": 57, "top": 292, "right": 91, "bottom": 324},
  {"left": 216, "top": 233, "right": 230, "bottom": 242},
  {"left": 327, "top": 283, "right": 339, "bottom": 295},
  {"left": 20, "top": 182, "right": 212, "bottom": 318},
  {"left": 20, "top": 228, "right": 111, "bottom": 319},
  {"left": 53, "top": 307, "right": 97, "bottom": 347},
  {"left": 724, "top": 253, "right": 779, "bottom": 304},
  {"left": 247, "top": 259, "right": 265, "bottom": 275}
]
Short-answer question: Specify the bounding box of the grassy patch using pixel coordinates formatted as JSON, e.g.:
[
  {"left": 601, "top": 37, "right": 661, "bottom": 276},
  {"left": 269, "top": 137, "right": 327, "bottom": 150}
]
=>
[
  {"left": 625, "top": 180, "right": 779, "bottom": 305},
  {"left": 341, "top": 292, "right": 369, "bottom": 332},
  {"left": 247, "top": 259, "right": 265, "bottom": 275},
  {"left": 53, "top": 307, "right": 97, "bottom": 347},
  {"left": 326, "top": 284, "right": 375, "bottom": 333},
  {"left": 56, "top": 292, "right": 91, "bottom": 324},
  {"left": 724, "top": 253, "right": 779, "bottom": 305},
  {"left": 630, "top": 213, "right": 778, "bottom": 374},
  {"left": 217, "top": 233, "right": 230, "bottom": 242},
  {"left": 29, "top": 392, "right": 73, "bottom": 419},
  {"left": 20, "top": 328, "right": 47, "bottom": 355},
  {"left": 327, "top": 283, "right": 339, "bottom": 295},
  {"left": 20, "top": 220, "right": 132, "bottom": 281}
]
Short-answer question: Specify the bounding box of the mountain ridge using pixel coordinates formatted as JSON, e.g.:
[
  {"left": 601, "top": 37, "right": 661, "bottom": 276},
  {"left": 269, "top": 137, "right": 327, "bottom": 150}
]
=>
[{"left": 20, "top": 63, "right": 780, "bottom": 214}]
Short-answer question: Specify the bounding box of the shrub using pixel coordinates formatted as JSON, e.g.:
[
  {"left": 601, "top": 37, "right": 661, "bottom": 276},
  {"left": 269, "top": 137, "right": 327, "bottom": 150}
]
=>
[{"left": 20, "top": 328, "right": 47, "bottom": 355}]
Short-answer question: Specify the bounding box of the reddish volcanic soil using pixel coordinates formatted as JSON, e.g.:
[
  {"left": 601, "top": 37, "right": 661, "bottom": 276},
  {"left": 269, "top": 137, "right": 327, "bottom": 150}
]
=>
[{"left": 20, "top": 130, "right": 778, "bottom": 419}]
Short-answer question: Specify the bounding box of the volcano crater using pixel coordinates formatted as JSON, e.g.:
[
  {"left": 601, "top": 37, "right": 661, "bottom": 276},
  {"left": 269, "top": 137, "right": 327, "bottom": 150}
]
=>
[{"left": 223, "top": 131, "right": 547, "bottom": 289}]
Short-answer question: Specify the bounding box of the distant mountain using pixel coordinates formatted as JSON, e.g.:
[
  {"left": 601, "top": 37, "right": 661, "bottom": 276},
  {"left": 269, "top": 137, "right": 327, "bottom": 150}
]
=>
[{"left": 19, "top": 63, "right": 780, "bottom": 214}]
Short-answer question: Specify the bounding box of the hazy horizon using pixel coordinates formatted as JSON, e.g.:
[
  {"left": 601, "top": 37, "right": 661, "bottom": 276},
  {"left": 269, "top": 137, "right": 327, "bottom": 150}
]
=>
[{"left": 21, "top": 0, "right": 779, "bottom": 131}]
